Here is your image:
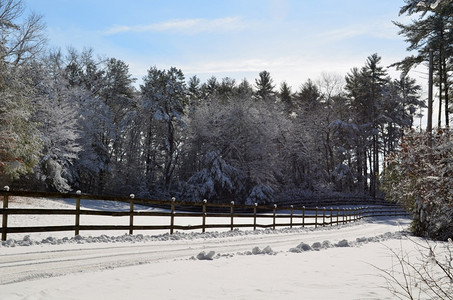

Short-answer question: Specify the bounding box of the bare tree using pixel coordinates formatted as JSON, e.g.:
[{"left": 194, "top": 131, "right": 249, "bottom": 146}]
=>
[{"left": 0, "top": 0, "right": 46, "bottom": 66}]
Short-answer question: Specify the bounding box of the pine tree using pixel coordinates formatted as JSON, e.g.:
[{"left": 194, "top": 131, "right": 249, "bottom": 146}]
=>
[
  {"left": 254, "top": 70, "right": 275, "bottom": 101},
  {"left": 279, "top": 81, "right": 293, "bottom": 112},
  {"left": 393, "top": 0, "right": 452, "bottom": 127},
  {"left": 141, "top": 67, "right": 188, "bottom": 193},
  {"left": 345, "top": 54, "right": 390, "bottom": 196}
]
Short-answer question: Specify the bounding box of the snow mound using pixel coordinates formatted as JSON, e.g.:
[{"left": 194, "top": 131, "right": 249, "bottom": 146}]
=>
[
  {"left": 335, "top": 239, "right": 350, "bottom": 247},
  {"left": 1, "top": 220, "right": 377, "bottom": 248},
  {"left": 322, "top": 240, "right": 333, "bottom": 248},
  {"left": 251, "top": 246, "right": 275, "bottom": 255},
  {"left": 287, "top": 231, "right": 406, "bottom": 256},
  {"left": 196, "top": 251, "right": 216, "bottom": 260},
  {"left": 289, "top": 242, "right": 312, "bottom": 253}
]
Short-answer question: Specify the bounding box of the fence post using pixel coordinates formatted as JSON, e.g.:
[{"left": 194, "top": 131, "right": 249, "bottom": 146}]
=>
[
  {"left": 322, "top": 207, "right": 326, "bottom": 227},
  {"left": 202, "top": 199, "right": 207, "bottom": 233},
  {"left": 129, "top": 194, "right": 135, "bottom": 235},
  {"left": 253, "top": 203, "right": 257, "bottom": 231},
  {"left": 315, "top": 207, "right": 318, "bottom": 228},
  {"left": 330, "top": 208, "right": 333, "bottom": 226},
  {"left": 342, "top": 208, "right": 346, "bottom": 224},
  {"left": 230, "top": 201, "right": 234, "bottom": 231},
  {"left": 273, "top": 204, "right": 277, "bottom": 230},
  {"left": 1, "top": 186, "right": 10, "bottom": 241},
  {"left": 75, "top": 190, "right": 81, "bottom": 236},
  {"left": 302, "top": 206, "right": 305, "bottom": 227},
  {"left": 336, "top": 207, "right": 339, "bottom": 226},
  {"left": 290, "top": 205, "right": 293, "bottom": 229},
  {"left": 170, "top": 197, "right": 175, "bottom": 234}
]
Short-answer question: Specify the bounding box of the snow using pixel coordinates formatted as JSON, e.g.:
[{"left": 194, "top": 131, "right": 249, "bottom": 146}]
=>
[{"left": 0, "top": 197, "right": 449, "bottom": 299}]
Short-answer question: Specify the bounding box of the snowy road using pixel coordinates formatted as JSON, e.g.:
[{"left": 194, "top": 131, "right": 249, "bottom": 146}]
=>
[{"left": 0, "top": 217, "right": 408, "bottom": 286}]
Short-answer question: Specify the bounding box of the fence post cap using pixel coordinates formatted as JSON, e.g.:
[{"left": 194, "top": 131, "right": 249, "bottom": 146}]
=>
[
  {"left": 171, "top": 197, "right": 176, "bottom": 202},
  {"left": 254, "top": 203, "right": 258, "bottom": 206},
  {"left": 203, "top": 199, "right": 207, "bottom": 203},
  {"left": 230, "top": 201, "right": 235, "bottom": 205},
  {"left": 290, "top": 205, "right": 294, "bottom": 208},
  {"left": 130, "top": 194, "right": 135, "bottom": 199},
  {"left": 3, "top": 186, "right": 9, "bottom": 192},
  {"left": 274, "top": 204, "right": 277, "bottom": 208},
  {"left": 76, "top": 190, "right": 81, "bottom": 195}
]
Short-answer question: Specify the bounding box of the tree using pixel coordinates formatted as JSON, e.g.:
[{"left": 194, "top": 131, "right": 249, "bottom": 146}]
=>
[
  {"left": 278, "top": 81, "right": 293, "bottom": 112},
  {"left": 294, "top": 79, "right": 321, "bottom": 112},
  {"left": 141, "top": 67, "right": 188, "bottom": 193},
  {"left": 0, "top": 0, "right": 46, "bottom": 67},
  {"left": 344, "top": 54, "right": 390, "bottom": 197},
  {"left": 0, "top": 65, "right": 41, "bottom": 181},
  {"left": 186, "top": 150, "right": 244, "bottom": 202},
  {"left": 254, "top": 70, "right": 275, "bottom": 101},
  {"left": 0, "top": 0, "right": 45, "bottom": 183},
  {"left": 393, "top": 0, "right": 453, "bottom": 127},
  {"left": 26, "top": 52, "right": 81, "bottom": 192},
  {"left": 184, "top": 94, "right": 288, "bottom": 204},
  {"left": 187, "top": 75, "right": 202, "bottom": 109},
  {"left": 381, "top": 129, "right": 453, "bottom": 240}
]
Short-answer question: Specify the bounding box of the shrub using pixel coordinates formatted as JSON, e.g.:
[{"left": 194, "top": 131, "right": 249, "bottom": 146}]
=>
[{"left": 381, "top": 129, "right": 453, "bottom": 241}]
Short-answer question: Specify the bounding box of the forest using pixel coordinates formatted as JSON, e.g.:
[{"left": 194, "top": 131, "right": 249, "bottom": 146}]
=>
[{"left": 0, "top": 0, "right": 451, "bottom": 205}]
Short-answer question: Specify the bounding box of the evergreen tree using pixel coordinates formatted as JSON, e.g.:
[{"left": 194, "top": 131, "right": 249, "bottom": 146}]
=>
[
  {"left": 294, "top": 79, "right": 321, "bottom": 112},
  {"left": 236, "top": 78, "right": 254, "bottom": 98},
  {"left": 279, "top": 81, "right": 293, "bottom": 112},
  {"left": 393, "top": 0, "right": 453, "bottom": 127},
  {"left": 345, "top": 54, "right": 390, "bottom": 196},
  {"left": 254, "top": 70, "right": 275, "bottom": 101},
  {"left": 141, "top": 67, "right": 188, "bottom": 194}
]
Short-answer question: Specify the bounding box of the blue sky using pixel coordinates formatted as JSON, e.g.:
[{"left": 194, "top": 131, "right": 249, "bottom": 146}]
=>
[{"left": 24, "top": 0, "right": 424, "bottom": 91}]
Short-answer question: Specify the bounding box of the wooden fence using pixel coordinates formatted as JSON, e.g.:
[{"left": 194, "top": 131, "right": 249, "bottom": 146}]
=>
[{"left": 0, "top": 189, "right": 409, "bottom": 241}]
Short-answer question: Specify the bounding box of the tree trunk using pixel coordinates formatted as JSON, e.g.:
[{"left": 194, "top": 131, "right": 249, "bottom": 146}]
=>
[
  {"left": 443, "top": 58, "right": 449, "bottom": 128},
  {"left": 438, "top": 54, "right": 443, "bottom": 128}
]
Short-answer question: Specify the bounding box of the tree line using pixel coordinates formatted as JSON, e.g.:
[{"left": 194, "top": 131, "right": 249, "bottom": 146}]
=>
[{"left": 0, "top": 0, "right": 451, "bottom": 205}]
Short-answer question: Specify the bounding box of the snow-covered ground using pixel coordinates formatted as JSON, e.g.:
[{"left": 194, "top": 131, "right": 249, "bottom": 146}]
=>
[{"left": 0, "top": 197, "right": 450, "bottom": 299}]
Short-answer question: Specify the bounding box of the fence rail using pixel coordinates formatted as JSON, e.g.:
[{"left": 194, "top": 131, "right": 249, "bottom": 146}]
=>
[{"left": 0, "top": 189, "right": 409, "bottom": 241}]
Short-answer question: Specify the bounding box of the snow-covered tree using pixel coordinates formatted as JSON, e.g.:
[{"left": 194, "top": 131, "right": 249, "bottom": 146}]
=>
[
  {"left": 393, "top": 0, "right": 452, "bottom": 127},
  {"left": 0, "top": 0, "right": 44, "bottom": 182},
  {"left": 140, "top": 66, "right": 187, "bottom": 194},
  {"left": 184, "top": 93, "right": 287, "bottom": 203},
  {"left": 0, "top": 65, "right": 41, "bottom": 181},
  {"left": 381, "top": 129, "right": 453, "bottom": 240},
  {"left": 186, "top": 150, "right": 244, "bottom": 202},
  {"left": 27, "top": 53, "right": 81, "bottom": 191}
]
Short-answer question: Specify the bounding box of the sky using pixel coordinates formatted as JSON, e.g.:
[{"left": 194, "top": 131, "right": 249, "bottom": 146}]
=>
[{"left": 23, "top": 0, "right": 426, "bottom": 94}]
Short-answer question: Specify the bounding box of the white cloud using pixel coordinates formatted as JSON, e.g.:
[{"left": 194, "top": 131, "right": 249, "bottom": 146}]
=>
[
  {"left": 103, "top": 17, "right": 246, "bottom": 35},
  {"left": 318, "top": 18, "right": 400, "bottom": 44}
]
